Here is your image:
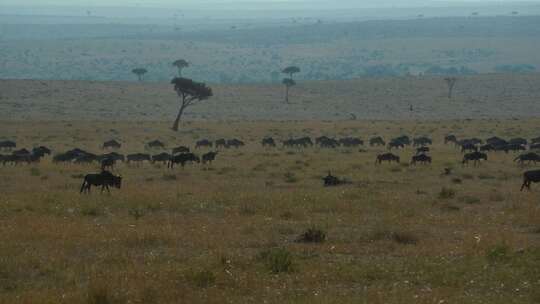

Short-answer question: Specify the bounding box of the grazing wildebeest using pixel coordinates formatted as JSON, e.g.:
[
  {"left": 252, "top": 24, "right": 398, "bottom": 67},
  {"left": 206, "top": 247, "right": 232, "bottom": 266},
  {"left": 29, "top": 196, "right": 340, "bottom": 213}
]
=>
[
  {"left": 461, "top": 143, "right": 478, "bottom": 153},
  {"left": 509, "top": 138, "right": 527, "bottom": 146},
  {"left": 32, "top": 146, "right": 51, "bottom": 157},
  {"left": 147, "top": 140, "right": 165, "bottom": 149},
  {"left": 411, "top": 154, "right": 432, "bottom": 165},
  {"left": 0, "top": 140, "right": 16, "bottom": 150},
  {"left": 531, "top": 143, "right": 540, "bottom": 150},
  {"left": 102, "top": 140, "right": 121, "bottom": 149},
  {"left": 457, "top": 138, "right": 483, "bottom": 148},
  {"left": 202, "top": 151, "right": 218, "bottom": 164},
  {"left": 502, "top": 144, "right": 526, "bottom": 153},
  {"left": 12, "top": 148, "right": 30, "bottom": 156},
  {"left": 195, "top": 139, "right": 213, "bottom": 149},
  {"left": 514, "top": 152, "right": 540, "bottom": 165},
  {"left": 413, "top": 136, "right": 432, "bottom": 147},
  {"left": 521, "top": 170, "right": 540, "bottom": 191},
  {"left": 339, "top": 137, "right": 363, "bottom": 147},
  {"left": 172, "top": 146, "right": 190, "bottom": 154},
  {"left": 74, "top": 153, "right": 98, "bottom": 165},
  {"left": 80, "top": 170, "right": 122, "bottom": 194},
  {"left": 531, "top": 137, "right": 540, "bottom": 145},
  {"left": 101, "top": 158, "right": 115, "bottom": 171},
  {"left": 444, "top": 135, "right": 457, "bottom": 144},
  {"left": 261, "top": 137, "right": 276, "bottom": 147},
  {"left": 323, "top": 172, "right": 342, "bottom": 187},
  {"left": 486, "top": 137, "right": 507, "bottom": 146},
  {"left": 227, "top": 139, "right": 245, "bottom": 148},
  {"left": 369, "top": 137, "right": 385, "bottom": 146},
  {"left": 462, "top": 151, "right": 487, "bottom": 166},
  {"left": 151, "top": 152, "right": 171, "bottom": 164},
  {"left": 318, "top": 137, "right": 339, "bottom": 148},
  {"left": 416, "top": 146, "right": 430, "bottom": 154},
  {"left": 168, "top": 153, "right": 200, "bottom": 168},
  {"left": 480, "top": 144, "right": 496, "bottom": 152},
  {"left": 283, "top": 137, "right": 313, "bottom": 148},
  {"left": 375, "top": 153, "right": 400, "bottom": 164},
  {"left": 215, "top": 139, "right": 228, "bottom": 149},
  {"left": 393, "top": 136, "right": 411, "bottom": 146},
  {"left": 2, "top": 153, "right": 40, "bottom": 165},
  {"left": 388, "top": 140, "right": 405, "bottom": 150},
  {"left": 126, "top": 153, "right": 151, "bottom": 164},
  {"left": 99, "top": 152, "right": 125, "bottom": 163}
]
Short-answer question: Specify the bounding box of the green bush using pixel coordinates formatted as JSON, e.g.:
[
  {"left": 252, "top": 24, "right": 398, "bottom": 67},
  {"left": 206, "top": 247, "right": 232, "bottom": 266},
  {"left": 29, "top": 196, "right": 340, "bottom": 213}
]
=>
[{"left": 258, "top": 248, "right": 294, "bottom": 273}]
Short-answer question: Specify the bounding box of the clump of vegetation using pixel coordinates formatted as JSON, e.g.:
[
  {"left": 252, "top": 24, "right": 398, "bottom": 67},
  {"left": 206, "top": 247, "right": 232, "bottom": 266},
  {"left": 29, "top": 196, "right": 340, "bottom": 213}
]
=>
[
  {"left": 258, "top": 248, "right": 295, "bottom": 273},
  {"left": 81, "top": 205, "right": 103, "bottom": 217},
  {"left": 283, "top": 172, "right": 298, "bottom": 183},
  {"left": 185, "top": 269, "right": 216, "bottom": 288},
  {"left": 29, "top": 167, "right": 41, "bottom": 176},
  {"left": 295, "top": 228, "right": 326, "bottom": 243},
  {"left": 438, "top": 187, "right": 456, "bottom": 199},
  {"left": 486, "top": 243, "right": 511, "bottom": 263},
  {"left": 128, "top": 207, "right": 145, "bottom": 220}
]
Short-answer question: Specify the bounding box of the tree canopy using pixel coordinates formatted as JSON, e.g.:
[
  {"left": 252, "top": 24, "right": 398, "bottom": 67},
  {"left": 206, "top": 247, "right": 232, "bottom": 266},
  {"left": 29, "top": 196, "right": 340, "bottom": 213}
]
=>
[{"left": 170, "top": 77, "right": 213, "bottom": 131}]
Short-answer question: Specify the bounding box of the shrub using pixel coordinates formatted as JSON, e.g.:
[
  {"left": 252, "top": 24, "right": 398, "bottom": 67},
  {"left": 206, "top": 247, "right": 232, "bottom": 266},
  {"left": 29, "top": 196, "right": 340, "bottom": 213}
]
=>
[
  {"left": 128, "top": 207, "right": 145, "bottom": 220},
  {"left": 438, "top": 187, "right": 456, "bottom": 199},
  {"left": 284, "top": 172, "right": 298, "bottom": 183},
  {"left": 486, "top": 243, "right": 511, "bottom": 263},
  {"left": 296, "top": 228, "right": 326, "bottom": 243},
  {"left": 185, "top": 269, "right": 216, "bottom": 288},
  {"left": 258, "top": 248, "right": 294, "bottom": 273}
]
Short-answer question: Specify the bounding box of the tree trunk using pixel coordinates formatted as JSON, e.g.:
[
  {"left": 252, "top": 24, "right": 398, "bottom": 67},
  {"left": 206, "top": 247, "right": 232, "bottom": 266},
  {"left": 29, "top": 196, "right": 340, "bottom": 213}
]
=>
[
  {"left": 285, "top": 85, "right": 289, "bottom": 103},
  {"left": 448, "top": 85, "right": 454, "bottom": 99},
  {"left": 172, "top": 105, "right": 186, "bottom": 131},
  {"left": 178, "top": 68, "right": 182, "bottom": 77}
]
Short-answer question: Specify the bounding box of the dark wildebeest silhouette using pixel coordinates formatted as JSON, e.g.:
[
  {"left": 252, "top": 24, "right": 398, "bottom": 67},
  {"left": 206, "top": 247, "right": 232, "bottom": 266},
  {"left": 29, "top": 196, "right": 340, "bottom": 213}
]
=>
[
  {"left": 411, "top": 154, "right": 432, "bottom": 165},
  {"left": 370, "top": 137, "right": 385, "bottom": 146},
  {"left": 444, "top": 135, "right": 457, "bottom": 144},
  {"left": 531, "top": 136, "right": 540, "bottom": 145},
  {"left": 413, "top": 136, "right": 432, "bottom": 147},
  {"left": 531, "top": 143, "right": 540, "bottom": 150},
  {"left": 101, "top": 158, "right": 115, "bottom": 171},
  {"left": 53, "top": 148, "right": 89, "bottom": 164},
  {"left": 514, "top": 152, "right": 540, "bottom": 165},
  {"left": 480, "top": 144, "right": 496, "bottom": 152},
  {"left": 416, "top": 146, "right": 430, "bottom": 154},
  {"left": 502, "top": 144, "right": 526, "bottom": 153},
  {"left": 195, "top": 139, "right": 213, "bottom": 149},
  {"left": 462, "top": 151, "right": 487, "bottom": 166},
  {"left": 283, "top": 137, "right": 313, "bottom": 148},
  {"left": 457, "top": 138, "right": 482, "bottom": 148},
  {"left": 509, "top": 138, "right": 527, "bottom": 146},
  {"left": 215, "top": 139, "right": 228, "bottom": 149},
  {"left": 80, "top": 170, "right": 122, "bottom": 194},
  {"left": 393, "top": 136, "right": 411, "bottom": 146},
  {"left": 0, "top": 140, "right": 16, "bottom": 151},
  {"left": 103, "top": 140, "right": 121, "bottom": 149},
  {"left": 202, "top": 151, "right": 218, "bottom": 164},
  {"left": 318, "top": 137, "right": 339, "bottom": 148},
  {"left": 32, "top": 146, "right": 51, "bottom": 157},
  {"left": 388, "top": 140, "right": 405, "bottom": 150},
  {"left": 147, "top": 140, "right": 165, "bottom": 149},
  {"left": 168, "top": 153, "right": 200, "bottom": 168},
  {"left": 99, "top": 152, "right": 125, "bottom": 163},
  {"left": 12, "top": 148, "right": 30, "bottom": 156},
  {"left": 172, "top": 146, "right": 190, "bottom": 154},
  {"left": 322, "top": 172, "right": 349, "bottom": 187},
  {"left": 461, "top": 143, "right": 478, "bottom": 153},
  {"left": 74, "top": 153, "right": 98, "bottom": 165},
  {"left": 339, "top": 137, "right": 363, "bottom": 147},
  {"left": 375, "top": 153, "right": 400, "bottom": 164},
  {"left": 227, "top": 139, "right": 245, "bottom": 148},
  {"left": 521, "top": 170, "right": 540, "bottom": 191},
  {"left": 261, "top": 137, "right": 276, "bottom": 147},
  {"left": 486, "top": 136, "right": 507, "bottom": 146},
  {"left": 2, "top": 153, "right": 40, "bottom": 165},
  {"left": 126, "top": 153, "right": 151, "bottom": 164},
  {"left": 152, "top": 152, "right": 171, "bottom": 164}
]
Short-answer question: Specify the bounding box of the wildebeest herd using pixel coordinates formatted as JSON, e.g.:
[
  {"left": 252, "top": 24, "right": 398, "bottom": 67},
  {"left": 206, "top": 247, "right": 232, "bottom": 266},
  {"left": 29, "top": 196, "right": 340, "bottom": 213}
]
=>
[{"left": 2, "top": 133, "right": 540, "bottom": 193}]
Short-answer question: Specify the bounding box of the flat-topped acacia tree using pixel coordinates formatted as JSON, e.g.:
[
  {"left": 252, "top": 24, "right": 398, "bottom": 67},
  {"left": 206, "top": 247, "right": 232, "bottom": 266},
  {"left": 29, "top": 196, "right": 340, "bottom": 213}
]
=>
[
  {"left": 170, "top": 77, "right": 213, "bottom": 131},
  {"left": 172, "top": 59, "right": 189, "bottom": 77},
  {"left": 282, "top": 78, "right": 296, "bottom": 103},
  {"left": 132, "top": 68, "right": 147, "bottom": 81}
]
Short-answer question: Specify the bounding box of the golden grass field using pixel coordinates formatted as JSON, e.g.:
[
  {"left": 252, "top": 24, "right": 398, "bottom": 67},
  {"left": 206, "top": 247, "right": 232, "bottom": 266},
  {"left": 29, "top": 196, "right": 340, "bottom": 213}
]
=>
[{"left": 1, "top": 116, "right": 540, "bottom": 303}]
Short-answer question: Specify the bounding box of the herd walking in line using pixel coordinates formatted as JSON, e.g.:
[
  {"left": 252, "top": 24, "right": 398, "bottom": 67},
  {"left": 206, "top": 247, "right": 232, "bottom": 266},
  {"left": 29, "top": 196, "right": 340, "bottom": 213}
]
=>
[{"left": 2, "top": 133, "right": 540, "bottom": 193}]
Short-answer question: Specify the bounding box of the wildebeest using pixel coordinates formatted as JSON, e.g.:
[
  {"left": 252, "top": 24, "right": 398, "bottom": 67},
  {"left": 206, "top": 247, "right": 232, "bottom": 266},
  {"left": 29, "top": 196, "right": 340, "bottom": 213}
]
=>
[
  {"left": 369, "top": 137, "right": 385, "bottom": 146},
  {"left": 509, "top": 138, "right": 527, "bottom": 146},
  {"left": 462, "top": 151, "right": 487, "bottom": 166},
  {"left": 168, "top": 153, "right": 200, "bottom": 168},
  {"left": 151, "top": 152, "right": 172, "bottom": 164},
  {"left": 393, "top": 135, "right": 411, "bottom": 146},
  {"left": 444, "top": 135, "right": 457, "bottom": 144},
  {"left": 411, "top": 154, "right": 432, "bottom": 165},
  {"left": 461, "top": 143, "right": 478, "bottom": 153},
  {"left": 100, "top": 158, "right": 115, "bottom": 171},
  {"left": 53, "top": 149, "right": 89, "bottom": 164},
  {"left": 502, "top": 144, "right": 526, "bottom": 153},
  {"left": 147, "top": 140, "right": 165, "bottom": 149},
  {"left": 413, "top": 136, "right": 432, "bottom": 147},
  {"left": 103, "top": 140, "right": 121, "bottom": 149},
  {"left": 318, "top": 137, "right": 339, "bottom": 148},
  {"left": 32, "top": 146, "right": 52, "bottom": 157},
  {"left": 531, "top": 136, "right": 540, "bottom": 145},
  {"left": 80, "top": 170, "right": 122, "bottom": 194},
  {"left": 261, "top": 137, "right": 276, "bottom": 147},
  {"left": 339, "top": 137, "right": 364, "bottom": 147},
  {"left": 172, "top": 146, "right": 190, "bottom": 154},
  {"left": 283, "top": 137, "right": 313, "bottom": 148},
  {"left": 2, "top": 153, "right": 40, "bottom": 165},
  {"left": 531, "top": 143, "right": 540, "bottom": 150},
  {"left": 388, "top": 140, "right": 404, "bottom": 150},
  {"left": 457, "top": 138, "right": 483, "bottom": 148},
  {"left": 375, "top": 153, "right": 400, "bottom": 164},
  {"left": 521, "top": 170, "right": 540, "bottom": 191},
  {"left": 126, "top": 153, "right": 151, "bottom": 164},
  {"left": 0, "top": 140, "right": 16, "bottom": 150},
  {"left": 215, "top": 139, "right": 227, "bottom": 148},
  {"left": 74, "top": 153, "right": 98, "bottom": 165},
  {"left": 195, "top": 139, "right": 213, "bottom": 148},
  {"left": 227, "top": 139, "right": 245, "bottom": 148},
  {"left": 202, "top": 151, "right": 218, "bottom": 164},
  {"left": 480, "top": 144, "right": 496, "bottom": 152},
  {"left": 12, "top": 148, "right": 30, "bottom": 156},
  {"left": 416, "top": 146, "right": 430, "bottom": 154},
  {"left": 99, "top": 152, "right": 125, "bottom": 163},
  {"left": 322, "top": 172, "right": 350, "bottom": 187},
  {"left": 514, "top": 152, "right": 540, "bottom": 165},
  {"left": 486, "top": 136, "right": 507, "bottom": 146}
]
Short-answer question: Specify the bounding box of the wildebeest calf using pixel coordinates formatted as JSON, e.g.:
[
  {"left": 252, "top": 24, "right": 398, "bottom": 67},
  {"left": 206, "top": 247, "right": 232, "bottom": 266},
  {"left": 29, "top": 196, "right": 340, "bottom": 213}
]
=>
[
  {"left": 168, "top": 153, "right": 200, "bottom": 168},
  {"left": 521, "top": 170, "right": 540, "bottom": 191},
  {"left": 376, "top": 153, "right": 400, "bottom": 164},
  {"left": 202, "top": 151, "right": 218, "bottom": 164},
  {"left": 411, "top": 154, "right": 432, "bottom": 165}
]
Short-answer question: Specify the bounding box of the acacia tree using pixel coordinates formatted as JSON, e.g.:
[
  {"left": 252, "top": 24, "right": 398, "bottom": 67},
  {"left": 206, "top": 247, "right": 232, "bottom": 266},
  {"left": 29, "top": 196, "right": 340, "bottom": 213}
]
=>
[
  {"left": 445, "top": 77, "right": 457, "bottom": 99},
  {"left": 282, "top": 78, "right": 296, "bottom": 103},
  {"left": 282, "top": 66, "right": 300, "bottom": 80},
  {"left": 132, "top": 68, "right": 147, "bottom": 81},
  {"left": 172, "top": 59, "right": 189, "bottom": 77},
  {"left": 170, "top": 77, "right": 213, "bottom": 131}
]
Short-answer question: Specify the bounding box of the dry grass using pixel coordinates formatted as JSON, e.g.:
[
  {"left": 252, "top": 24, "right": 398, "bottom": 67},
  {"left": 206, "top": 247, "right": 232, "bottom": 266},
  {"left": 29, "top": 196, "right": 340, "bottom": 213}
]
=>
[{"left": 0, "top": 119, "right": 540, "bottom": 303}]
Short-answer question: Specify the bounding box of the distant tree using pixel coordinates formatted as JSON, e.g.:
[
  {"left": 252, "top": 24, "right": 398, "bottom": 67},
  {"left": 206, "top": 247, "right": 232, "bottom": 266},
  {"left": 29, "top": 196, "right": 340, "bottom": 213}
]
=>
[
  {"left": 172, "top": 59, "right": 189, "bottom": 77},
  {"left": 132, "top": 68, "right": 147, "bottom": 81},
  {"left": 282, "top": 78, "right": 296, "bottom": 104},
  {"left": 282, "top": 66, "right": 301, "bottom": 80},
  {"left": 445, "top": 77, "right": 457, "bottom": 99},
  {"left": 170, "top": 77, "right": 213, "bottom": 131}
]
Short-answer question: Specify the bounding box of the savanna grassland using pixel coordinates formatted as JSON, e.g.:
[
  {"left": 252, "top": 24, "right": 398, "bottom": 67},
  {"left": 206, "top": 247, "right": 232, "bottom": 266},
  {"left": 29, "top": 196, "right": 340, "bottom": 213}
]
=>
[{"left": 1, "top": 116, "right": 540, "bottom": 303}]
